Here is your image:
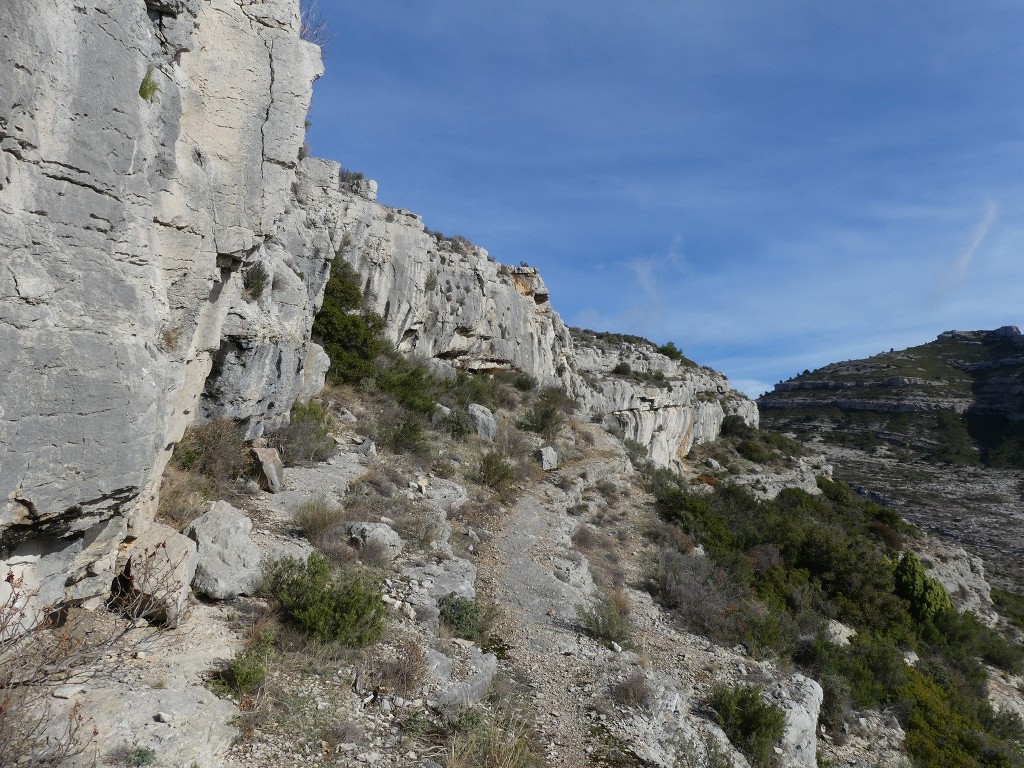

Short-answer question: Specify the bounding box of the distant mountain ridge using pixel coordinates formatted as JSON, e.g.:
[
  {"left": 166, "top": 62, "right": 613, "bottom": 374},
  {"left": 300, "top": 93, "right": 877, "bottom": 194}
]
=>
[{"left": 758, "top": 326, "right": 1024, "bottom": 467}]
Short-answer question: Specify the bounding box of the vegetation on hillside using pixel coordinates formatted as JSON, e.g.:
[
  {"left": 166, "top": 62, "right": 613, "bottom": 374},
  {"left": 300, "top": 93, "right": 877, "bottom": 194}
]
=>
[{"left": 644, "top": 462, "right": 1024, "bottom": 767}]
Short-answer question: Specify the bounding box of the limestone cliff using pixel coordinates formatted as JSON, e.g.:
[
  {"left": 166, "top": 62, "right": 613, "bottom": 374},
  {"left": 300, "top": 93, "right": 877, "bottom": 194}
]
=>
[
  {"left": 293, "top": 160, "right": 758, "bottom": 469},
  {"left": 0, "top": 0, "right": 324, "bottom": 613},
  {"left": 569, "top": 329, "right": 758, "bottom": 467}
]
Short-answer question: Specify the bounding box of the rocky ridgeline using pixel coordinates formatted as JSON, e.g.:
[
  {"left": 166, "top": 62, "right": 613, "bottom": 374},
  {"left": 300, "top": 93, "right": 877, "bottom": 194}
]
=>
[
  {"left": 0, "top": 1, "right": 755, "bottom": 634},
  {"left": 759, "top": 326, "right": 1024, "bottom": 419}
]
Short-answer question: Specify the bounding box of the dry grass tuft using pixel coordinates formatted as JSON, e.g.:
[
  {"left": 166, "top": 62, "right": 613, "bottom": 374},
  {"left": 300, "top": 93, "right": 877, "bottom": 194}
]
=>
[
  {"left": 610, "top": 670, "right": 655, "bottom": 710},
  {"left": 156, "top": 465, "right": 215, "bottom": 530},
  {"left": 374, "top": 638, "right": 428, "bottom": 696}
]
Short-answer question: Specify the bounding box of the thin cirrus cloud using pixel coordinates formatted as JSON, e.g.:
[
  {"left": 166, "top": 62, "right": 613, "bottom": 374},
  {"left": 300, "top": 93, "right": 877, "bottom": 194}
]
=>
[
  {"left": 928, "top": 201, "right": 1000, "bottom": 308},
  {"left": 309, "top": 1, "right": 1024, "bottom": 399}
]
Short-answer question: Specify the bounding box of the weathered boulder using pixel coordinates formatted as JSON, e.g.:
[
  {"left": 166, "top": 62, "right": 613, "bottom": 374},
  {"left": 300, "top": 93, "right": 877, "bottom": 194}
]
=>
[
  {"left": 427, "top": 645, "right": 498, "bottom": 708},
  {"left": 252, "top": 445, "right": 285, "bottom": 493},
  {"left": 769, "top": 674, "right": 823, "bottom": 768},
  {"left": 467, "top": 403, "right": 497, "bottom": 440},
  {"left": 347, "top": 522, "right": 403, "bottom": 562},
  {"left": 537, "top": 446, "right": 559, "bottom": 471},
  {"left": 431, "top": 404, "right": 453, "bottom": 428},
  {"left": 118, "top": 523, "right": 198, "bottom": 628},
  {"left": 183, "top": 501, "right": 262, "bottom": 600}
]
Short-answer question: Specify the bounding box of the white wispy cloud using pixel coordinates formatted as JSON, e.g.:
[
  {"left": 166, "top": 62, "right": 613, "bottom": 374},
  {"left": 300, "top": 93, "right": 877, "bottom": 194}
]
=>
[{"left": 929, "top": 201, "right": 1000, "bottom": 307}]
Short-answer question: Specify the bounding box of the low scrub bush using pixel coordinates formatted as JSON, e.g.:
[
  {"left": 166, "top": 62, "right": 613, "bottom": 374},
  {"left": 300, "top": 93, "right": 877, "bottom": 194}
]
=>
[
  {"left": 520, "top": 387, "right": 572, "bottom": 439},
  {"left": 214, "top": 627, "right": 275, "bottom": 697},
  {"left": 992, "top": 587, "right": 1024, "bottom": 632},
  {"left": 268, "top": 400, "right": 335, "bottom": 466},
  {"left": 262, "top": 553, "right": 386, "bottom": 646},
  {"left": 446, "top": 704, "right": 540, "bottom": 768},
  {"left": 576, "top": 591, "right": 635, "bottom": 649},
  {"left": 736, "top": 438, "right": 776, "bottom": 464},
  {"left": 650, "top": 548, "right": 756, "bottom": 648},
  {"left": 156, "top": 465, "right": 215, "bottom": 529},
  {"left": 293, "top": 496, "right": 350, "bottom": 544},
  {"left": 375, "top": 638, "right": 428, "bottom": 696},
  {"left": 242, "top": 262, "right": 269, "bottom": 300},
  {"left": 475, "top": 451, "right": 515, "bottom": 493},
  {"left": 378, "top": 415, "right": 428, "bottom": 455},
  {"left": 709, "top": 683, "right": 786, "bottom": 768},
  {"left": 438, "top": 594, "right": 483, "bottom": 641},
  {"left": 171, "top": 418, "right": 252, "bottom": 489},
  {"left": 720, "top": 414, "right": 755, "bottom": 439}
]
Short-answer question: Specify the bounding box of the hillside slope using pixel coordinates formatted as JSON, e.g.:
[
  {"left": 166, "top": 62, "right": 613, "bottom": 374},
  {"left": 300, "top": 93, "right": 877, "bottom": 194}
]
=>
[{"left": 759, "top": 327, "right": 1024, "bottom": 585}]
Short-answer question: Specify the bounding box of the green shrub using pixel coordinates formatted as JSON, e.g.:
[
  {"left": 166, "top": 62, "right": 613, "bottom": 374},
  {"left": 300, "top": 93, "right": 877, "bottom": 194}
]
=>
[
  {"left": 520, "top": 387, "right": 572, "bottom": 439},
  {"left": 656, "top": 341, "right": 697, "bottom": 367},
  {"left": 509, "top": 373, "right": 537, "bottom": 392},
  {"left": 438, "top": 594, "right": 482, "bottom": 640},
  {"left": 476, "top": 451, "right": 515, "bottom": 491},
  {"left": 262, "top": 553, "right": 386, "bottom": 646},
  {"left": 992, "top": 587, "right": 1024, "bottom": 632},
  {"left": 446, "top": 703, "right": 540, "bottom": 768},
  {"left": 709, "top": 683, "right": 786, "bottom": 768},
  {"left": 441, "top": 409, "right": 474, "bottom": 439},
  {"left": 576, "top": 592, "right": 635, "bottom": 649},
  {"left": 736, "top": 438, "right": 776, "bottom": 464},
  {"left": 139, "top": 65, "right": 158, "bottom": 101},
  {"left": 894, "top": 552, "right": 953, "bottom": 624},
  {"left": 720, "top": 414, "right": 755, "bottom": 439},
  {"left": 611, "top": 362, "right": 631, "bottom": 375},
  {"left": 293, "top": 496, "right": 348, "bottom": 543},
  {"left": 379, "top": 415, "right": 428, "bottom": 455},
  {"left": 127, "top": 748, "right": 157, "bottom": 767},
  {"left": 313, "top": 259, "right": 387, "bottom": 384},
  {"left": 217, "top": 629, "right": 274, "bottom": 696},
  {"left": 242, "top": 262, "right": 269, "bottom": 300},
  {"left": 269, "top": 400, "right": 335, "bottom": 465}
]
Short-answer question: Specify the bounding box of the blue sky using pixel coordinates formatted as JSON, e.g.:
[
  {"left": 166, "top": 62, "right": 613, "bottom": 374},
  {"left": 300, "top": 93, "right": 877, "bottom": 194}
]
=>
[{"left": 306, "top": 1, "right": 1024, "bottom": 397}]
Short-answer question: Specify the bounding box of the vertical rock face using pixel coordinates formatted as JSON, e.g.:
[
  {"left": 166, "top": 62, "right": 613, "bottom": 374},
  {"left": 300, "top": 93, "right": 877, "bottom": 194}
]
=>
[
  {"left": 293, "top": 160, "right": 758, "bottom": 470},
  {"left": 293, "top": 159, "right": 575, "bottom": 386},
  {"left": 0, "top": 0, "right": 323, "bottom": 615},
  {"left": 570, "top": 331, "right": 759, "bottom": 468}
]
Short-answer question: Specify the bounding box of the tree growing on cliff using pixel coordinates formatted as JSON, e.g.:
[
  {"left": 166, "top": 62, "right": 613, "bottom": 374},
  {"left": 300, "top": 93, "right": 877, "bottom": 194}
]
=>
[{"left": 312, "top": 259, "right": 386, "bottom": 384}]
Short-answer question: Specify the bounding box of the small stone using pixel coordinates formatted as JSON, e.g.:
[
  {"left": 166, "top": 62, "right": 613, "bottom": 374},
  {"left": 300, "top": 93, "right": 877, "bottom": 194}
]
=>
[
  {"left": 154, "top": 712, "right": 173, "bottom": 723},
  {"left": 610, "top": 642, "right": 623, "bottom": 653}
]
